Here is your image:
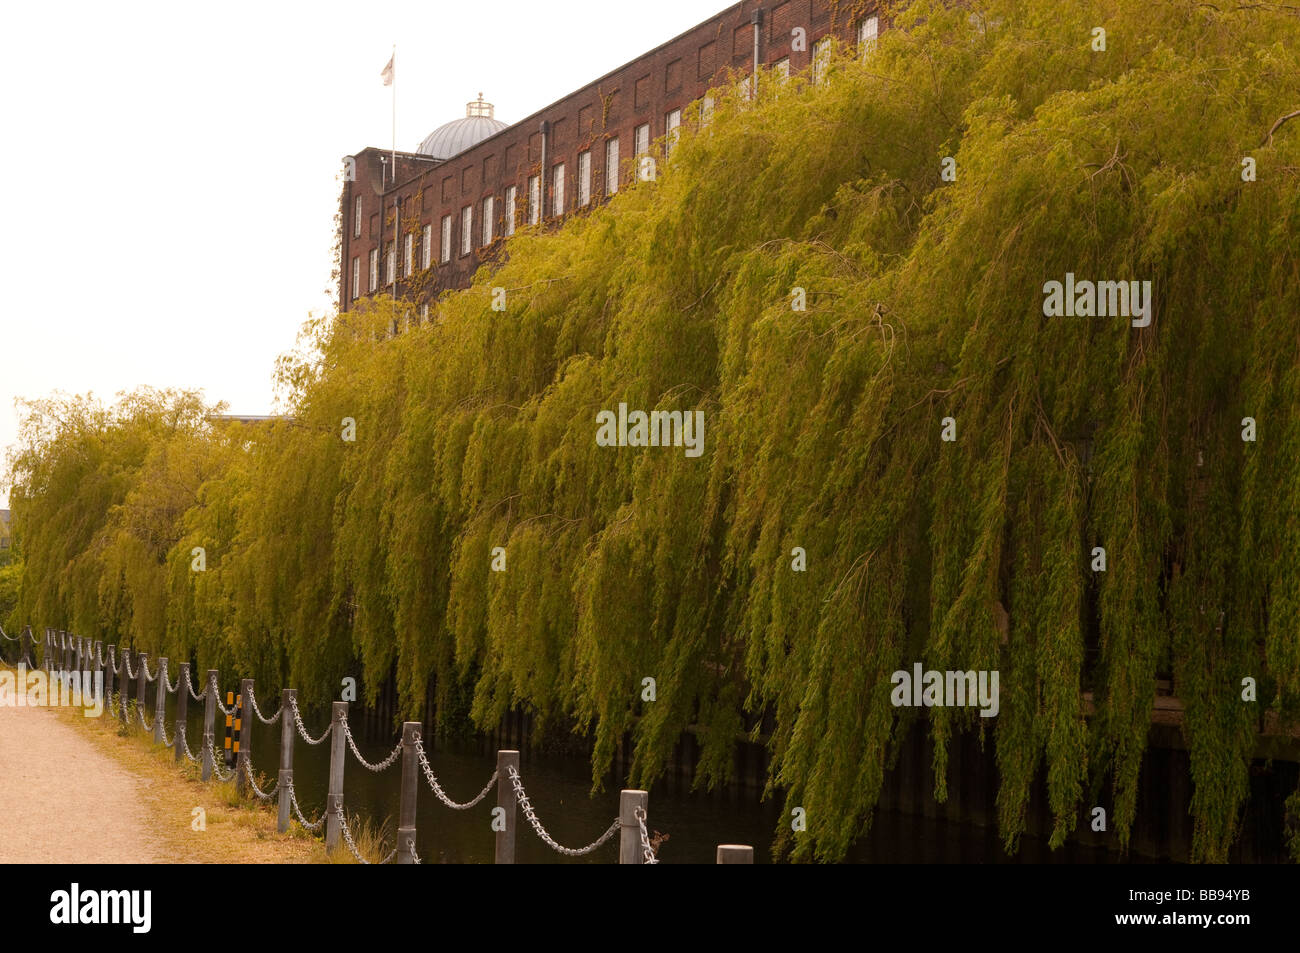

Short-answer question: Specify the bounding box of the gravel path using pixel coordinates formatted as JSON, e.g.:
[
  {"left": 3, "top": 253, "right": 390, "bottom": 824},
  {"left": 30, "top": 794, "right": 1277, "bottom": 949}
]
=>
[{"left": 0, "top": 704, "right": 166, "bottom": 863}]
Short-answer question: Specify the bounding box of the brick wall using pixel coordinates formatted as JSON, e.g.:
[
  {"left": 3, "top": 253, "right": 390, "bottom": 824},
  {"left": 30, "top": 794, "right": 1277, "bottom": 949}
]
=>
[{"left": 340, "top": 0, "right": 881, "bottom": 314}]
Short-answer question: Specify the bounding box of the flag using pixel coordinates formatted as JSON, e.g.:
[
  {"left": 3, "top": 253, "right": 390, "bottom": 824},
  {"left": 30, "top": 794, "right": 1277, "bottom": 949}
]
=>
[{"left": 381, "top": 53, "right": 394, "bottom": 87}]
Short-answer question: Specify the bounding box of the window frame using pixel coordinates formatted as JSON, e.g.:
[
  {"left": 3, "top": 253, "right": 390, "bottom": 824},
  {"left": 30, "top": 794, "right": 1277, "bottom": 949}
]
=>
[
  {"left": 605, "top": 138, "right": 620, "bottom": 195},
  {"left": 440, "top": 215, "right": 452, "bottom": 264}
]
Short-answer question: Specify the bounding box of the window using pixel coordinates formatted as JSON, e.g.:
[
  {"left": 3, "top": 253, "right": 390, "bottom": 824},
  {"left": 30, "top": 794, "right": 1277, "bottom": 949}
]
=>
[
  {"left": 635, "top": 123, "right": 651, "bottom": 157},
  {"left": 859, "top": 16, "right": 878, "bottom": 56},
  {"left": 386, "top": 244, "right": 395, "bottom": 285},
  {"left": 422, "top": 224, "right": 432, "bottom": 269},
  {"left": 664, "top": 109, "right": 682, "bottom": 158},
  {"left": 461, "top": 206, "right": 472, "bottom": 255},
  {"left": 351, "top": 256, "right": 360, "bottom": 300},
  {"left": 482, "top": 195, "right": 494, "bottom": 246},
  {"left": 528, "top": 175, "right": 540, "bottom": 225},
  {"left": 505, "top": 186, "right": 517, "bottom": 236},
  {"left": 605, "top": 138, "right": 620, "bottom": 195},
  {"left": 701, "top": 96, "right": 715, "bottom": 125},
  {"left": 419, "top": 303, "right": 429, "bottom": 322},
  {"left": 812, "top": 38, "right": 832, "bottom": 85},
  {"left": 369, "top": 249, "right": 379, "bottom": 292},
  {"left": 440, "top": 215, "right": 452, "bottom": 263},
  {"left": 773, "top": 57, "right": 790, "bottom": 82},
  {"left": 552, "top": 164, "right": 566, "bottom": 216},
  {"left": 577, "top": 151, "right": 592, "bottom": 207},
  {"left": 353, "top": 196, "right": 362, "bottom": 238},
  {"left": 404, "top": 233, "right": 413, "bottom": 276},
  {"left": 741, "top": 74, "right": 755, "bottom": 100}
]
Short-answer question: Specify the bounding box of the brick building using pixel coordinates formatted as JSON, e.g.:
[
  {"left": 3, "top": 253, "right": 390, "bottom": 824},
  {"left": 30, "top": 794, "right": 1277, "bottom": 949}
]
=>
[{"left": 339, "top": 0, "right": 883, "bottom": 317}]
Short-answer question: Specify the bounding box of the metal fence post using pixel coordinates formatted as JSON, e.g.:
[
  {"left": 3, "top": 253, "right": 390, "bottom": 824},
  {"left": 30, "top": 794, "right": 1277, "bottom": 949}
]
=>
[
  {"left": 153, "top": 657, "right": 168, "bottom": 744},
  {"left": 277, "top": 689, "right": 296, "bottom": 833},
  {"left": 619, "top": 789, "right": 649, "bottom": 864},
  {"left": 235, "top": 678, "right": 253, "bottom": 795},
  {"left": 495, "top": 750, "right": 519, "bottom": 864},
  {"left": 201, "top": 670, "right": 218, "bottom": 782},
  {"left": 325, "top": 701, "right": 347, "bottom": 852},
  {"left": 397, "top": 722, "right": 420, "bottom": 864},
  {"left": 717, "top": 845, "right": 754, "bottom": 863},
  {"left": 175, "top": 663, "right": 190, "bottom": 764}
]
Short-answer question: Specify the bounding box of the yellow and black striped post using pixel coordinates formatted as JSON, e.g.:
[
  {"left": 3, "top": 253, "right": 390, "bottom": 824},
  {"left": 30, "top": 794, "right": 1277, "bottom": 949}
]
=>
[{"left": 224, "top": 691, "right": 235, "bottom": 768}]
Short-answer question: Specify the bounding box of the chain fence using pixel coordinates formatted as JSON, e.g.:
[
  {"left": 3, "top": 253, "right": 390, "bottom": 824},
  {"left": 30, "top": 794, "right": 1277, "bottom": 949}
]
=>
[
  {"left": 7, "top": 633, "right": 671, "bottom": 866},
  {"left": 412, "top": 733, "right": 496, "bottom": 809},
  {"left": 342, "top": 716, "right": 402, "bottom": 772},
  {"left": 289, "top": 697, "right": 332, "bottom": 745},
  {"left": 246, "top": 685, "right": 282, "bottom": 725},
  {"left": 505, "top": 764, "right": 621, "bottom": 857}
]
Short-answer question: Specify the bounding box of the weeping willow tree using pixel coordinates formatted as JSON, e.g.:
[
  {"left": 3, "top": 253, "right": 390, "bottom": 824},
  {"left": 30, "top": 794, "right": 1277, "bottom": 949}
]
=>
[{"left": 6, "top": 0, "right": 1299, "bottom": 862}]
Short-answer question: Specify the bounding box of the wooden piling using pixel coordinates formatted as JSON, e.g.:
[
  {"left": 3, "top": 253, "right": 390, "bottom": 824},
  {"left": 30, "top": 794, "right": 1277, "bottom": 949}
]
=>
[
  {"left": 135, "top": 652, "right": 148, "bottom": 728},
  {"left": 105, "top": 646, "right": 115, "bottom": 713},
  {"left": 278, "top": 689, "right": 296, "bottom": 833},
  {"left": 175, "top": 663, "right": 190, "bottom": 764},
  {"left": 325, "top": 701, "right": 347, "bottom": 852},
  {"left": 619, "top": 789, "right": 649, "bottom": 864},
  {"left": 495, "top": 750, "right": 519, "bottom": 864},
  {"left": 201, "top": 669, "right": 218, "bottom": 782},
  {"left": 154, "top": 658, "right": 168, "bottom": 744},
  {"left": 717, "top": 845, "right": 754, "bottom": 864},
  {"left": 118, "top": 648, "right": 130, "bottom": 727},
  {"left": 397, "top": 722, "right": 420, "bottom": 864}
]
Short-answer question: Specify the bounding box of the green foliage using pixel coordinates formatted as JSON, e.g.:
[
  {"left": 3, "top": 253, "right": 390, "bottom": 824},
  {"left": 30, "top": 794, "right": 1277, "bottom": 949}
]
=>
[{"left": 5, "top": 0, "right": 1299, "bottom": 862}]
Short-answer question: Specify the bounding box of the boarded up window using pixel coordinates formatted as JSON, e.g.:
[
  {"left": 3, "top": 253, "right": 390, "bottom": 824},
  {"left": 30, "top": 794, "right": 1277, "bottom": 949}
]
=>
[
  {"left": 528, "top": 131, "right": 543, "bottom": 163},
  {"left": 482, "top": 153, "right": 497, "bottom": 183},
  {"left": 733, "top": 23, "right": 751, "bottom": 58},
  {"left": 771, "top": 1, "right": 795, "bottom": 41},
  {"left": 665, "top": 58, "right": 682, "bottom": 91},
  {"left": 442, "top": 175, "right": 455, "bottom": 201},
  {"left": 578, "top": 103, "right": 595, "bottom": 138},
  {"left": 461, "top": 165, "right": 475, "bottom": 193},
  {"left": 698, "top": 41, "right": 715, "bottom": 78},
  {"left": 634, "top": 74, "right": 651, "bottom": 109}
]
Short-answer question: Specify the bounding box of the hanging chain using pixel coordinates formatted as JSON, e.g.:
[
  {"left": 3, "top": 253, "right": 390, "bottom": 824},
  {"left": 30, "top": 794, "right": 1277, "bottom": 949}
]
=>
[
  {"left": 186, "top": 668, "right": 206, "bottom": 702},
  {"left": 285, "top": 776, "right": 325, "bottom": 832},
  {"left": 240, "top": 759, "right": 279, "bottom": 801},
  {"left": 246, "top": 685, "right": 283, "bottom": 725},
  {"left": 634, "top": 805, "right": 660, "bottom": 864},
  {"left": 504, "top": 765, "right": 620, "bottom": 857},
  {"left": 341, "top": 716, "right": 402, "bottom": 772},
  {"left": 178, "top": 725, "right": 200, "bottom": 763},
  {"left": 141, "top": 657, "right": 156, "bottom": 683},
  {"left": 289, "top": 696, "right": 332, "bottom": 745},
  {"left": 412, "top": 734, "right": 496, "bottom": 809},
  {"left": 211, "top": 674, "right": 233, "bottom": 716}
]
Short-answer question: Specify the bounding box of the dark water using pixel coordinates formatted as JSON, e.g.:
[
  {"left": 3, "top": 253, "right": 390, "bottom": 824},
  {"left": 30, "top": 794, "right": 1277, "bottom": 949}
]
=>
[
  {"left": 147, "top": 687, "right": 1142, "bottom": 865},
  {"left": 27, "top": 657, "right": 1284, "bottom": 864}
]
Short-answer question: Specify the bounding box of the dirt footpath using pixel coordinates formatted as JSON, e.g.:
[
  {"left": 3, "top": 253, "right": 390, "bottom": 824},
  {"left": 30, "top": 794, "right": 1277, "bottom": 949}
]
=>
[{"left": 0, "top": 705, "right": 166, "bottom": 863}]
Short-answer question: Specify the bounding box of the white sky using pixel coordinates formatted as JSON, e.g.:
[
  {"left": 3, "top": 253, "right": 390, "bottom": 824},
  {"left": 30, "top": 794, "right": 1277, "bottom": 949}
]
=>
[{"left": 0, "top": 0, "right": 726, "bottom": 507}]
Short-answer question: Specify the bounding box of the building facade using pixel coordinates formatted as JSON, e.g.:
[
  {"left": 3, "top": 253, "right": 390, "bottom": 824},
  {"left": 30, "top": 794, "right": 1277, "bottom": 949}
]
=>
[{"left": 339, "top": 0, "right": 883, "bottom": 317}]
